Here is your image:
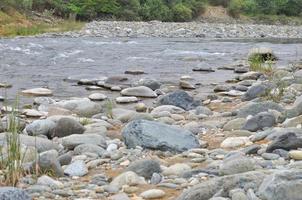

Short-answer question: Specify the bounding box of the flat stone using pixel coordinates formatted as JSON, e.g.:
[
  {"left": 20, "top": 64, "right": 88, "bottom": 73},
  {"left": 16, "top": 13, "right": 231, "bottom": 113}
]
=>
[
  {"left": 221, "top": 137, "right": 250, "bottom": 148},
  {"left": 121, "top": 86, "right": 157, "bottom": 98},
  {"left": 22, "top": 88, "right": 53, "bottom": 96},
  {"left": 140, "top": 189, "right": 165, "bottom": 199},
  {"left": 88, "top": 93, "right": 107, "bottom": 101},
  {"left": 116, "top": 96, "right": 138, "bottom": 103}
]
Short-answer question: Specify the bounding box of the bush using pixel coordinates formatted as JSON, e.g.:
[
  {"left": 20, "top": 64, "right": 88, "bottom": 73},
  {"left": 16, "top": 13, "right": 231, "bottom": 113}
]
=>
[
  {"left": 172, "top": 3, "right": 192, "bottom": 21},
  {"left": 209, "top": 0, "right": 230, "bottom": 7},
  {"left": 140, "top": 0, "right": 172, "bottom": 21}
]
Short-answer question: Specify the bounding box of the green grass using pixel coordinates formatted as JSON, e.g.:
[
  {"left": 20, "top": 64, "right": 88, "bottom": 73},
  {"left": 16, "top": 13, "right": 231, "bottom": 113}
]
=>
[
  {"left": 103, "top": 100, "right": 115, "bottom": 119},
  {"left": 249, "top": 55, "right": 274, "bottom": 75}
]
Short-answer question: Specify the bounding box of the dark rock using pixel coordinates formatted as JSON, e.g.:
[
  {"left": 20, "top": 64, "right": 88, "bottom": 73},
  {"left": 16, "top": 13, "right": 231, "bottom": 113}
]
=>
[
  {"left": 236, "top": 101, "right": 284, "bottom": 118},
  {"left": 242, "top": 112, "right": 276, "bottom": 132},
  {"left": 242, "top": 83, "right": 271, "bottom": 101},
  {"left": 51, "top": 117, "right": 85, "bottom": 138},
  {"left": 242, "top": 144, "right": 261, "bottom": 155},
  {"left": 122, "top": 119, "right": 200, "bottom": 152},
  {"left": 266, "top": 132, "right": 302, "bottom": 153},
  {"left": 58, "top": 153, "right": 72, "bottom": 166},
  {"left": 157, "top": 90, "right": 200, "bottom": 111},
  {"left": 126, "top": 159, "right": 161, "bottom": 179}
]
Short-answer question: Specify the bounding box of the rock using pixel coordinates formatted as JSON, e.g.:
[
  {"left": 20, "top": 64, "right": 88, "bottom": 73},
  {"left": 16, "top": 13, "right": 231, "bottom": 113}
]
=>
[
  {"left": 248, "top": 47, "right": 277, "bottom": 61},
  {"left": 88, "top": 93, "right": 107, "bottom": 101},
  {"left": 110, "top": 171, "right": 146, "bottom": 189},
  {"left": 242, "top": 112, "right": 276, "bottom": 132},
  {"left": 25, "top": 119, "right": 56, "bottom": 138},
  {"left": 163, "top": 163, "right": 191, "bottom": 176},
  {"left": 136, "top": 78, "right": 161, "bottom": 90},
  {"left": 151, "top": 105, "right": 185, "bottom": 115},
  {"left": 192, "top": 66, "right": 215, "bottom": 72},
  {"left": 283, "top": 116, "right": 302, "bottom": 128},
  {"left": 121, "top": 86, "right": 157, "bottom": 98},
  {"left": 57, "top": 153, "right": 72, "bottom": 166},
  {"left": 213, "top": 85, "right": 231, "bottom": 92},
  {"left": 37, "top": 175, "right": 63, "bottom": 189},
  {"left": 122, "top": 119, "right": 200, "bottom": 152},
  {"left": 289, "top": 150, "right": 302, "bottom": 160},
  {"left": 220, "top": 90, "right": 245, "bottom": 97},
  {"left": 0, "top": 133, "right": 60, "bottom": 153},
  {"left": 22, "top": 109, "right": 44, "bottom": 117},
  {"left": 219, "top": 154, "right": 256, "bottom": 175},
  {"left": 242, "top": 83, "right": 271, "bottom": 101},
  {"left": 242, "top": 144, "right": 261, "bottom": 155},
  {"left": 266, "top": 132, "right": 302, "bottom": 153},
  {"left": 47, "top": 106, "right": 73, "bottom": 116},
  {"left": 176, "top": 171, "right": 267, "bottom": 200},
  {"left": 38, "top": 150, "right": 64, "bottom": 177},
  {"left": 34, "top": 97, "right": 56, "bottom": 105},
  {"left": 180, "top": 80, "right": 195, "bottom": 89},
  {"left": 135, "top": 103, "right": 147, "bottom": 112},
  {"left": 64, "top": 160, "right": 88, "bottom": 177},
  {"left": 112, "top": 108, "right": 136, "bottom": 123},
  {"left": 238, "top": 71, "right": 262, "bottom": 81},
  {"left": 0, "top": 187, "right": 31, "bottom": 200},
  {"left": 109, "top": 193, "right": 130, "bottom": 200},
  {"left": 51, "top": 117, "right": 85, "bottom": 138},
  {"left": 194, "top": 106, "right": 213, "bottom": 116},
  {"left": 22, "top": 88, "right": 53, "bottom": 96},
  {"left": 61, "top": 133, "right": 106, "bottom": 150},
  {"left": 116, "top": 96, "right": 138, "bottom": 103},
  {"left": 157, "top": 90, "right": 200, "bottom": 111},
  {"left": 236, "top": 101, "right": 284, "bottom": 118},
  {"left": 74, "top": 143, "right": 105, "bottom": 156},
  {"left": 223, "top": 118, "right": 246, "bottom": 131},
  {"left": 126, "top": 159, "right": 161, "bottom": 179},
  {"left": 140, "top": 189, "right": 165, "bottom": 199},
  {"left": 285, "top": 95, "right": 302, "bottom": 118},
  {"left": 125, "top": 69, "right": 145, "bottom": 75},
  {"left": 262, "top": 153, "right": 280, "bottom": 160},
  {"left": 150, "top": 173, "right": 162, "bottom": 184},
  {"left": 221, "top": 137, "right": 250, "bottom": 148},
  {"left": 55, "top": 98, "right": 102, "bottom": 117},
  {"left": 83, "top": 122, "right": 108, "bottom": 135},
  {"left": 258, "top": 170, "right": 302, "bottom": 200}
]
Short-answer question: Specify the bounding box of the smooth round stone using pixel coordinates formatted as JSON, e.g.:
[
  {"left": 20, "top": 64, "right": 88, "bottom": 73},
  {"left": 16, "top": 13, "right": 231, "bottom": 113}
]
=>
[
  {"left": 89, "top": 93, "right": 107, "bottom": 101},
  {"left": 135, "top": 103, "right": 147, "bottom": 112},
  {"left": 22, "top": 109, "right": 44, "bottom": 117},
  {"left": 116, "top": 96, "right": 138, "bottom": 103},
  {"left": 180, "top": 80, "right": 195, "bottom": 89},
  {"left": 107, "top": 143, "right": 118, "bottom": 152},
  {"left": 289, "top": 150, "right": 302, "bottom": 160},
  {"left": 111, "top": 86, "right": 122, "bottom": 91},
  {"left": 140, "top": 189, "right": 165, "bottom": 199},
  {"left": 262, "top": 153, "right": 280, "bottom": 160},
  {"left": 22, "top": 88, "right": 53, "bottom": 96}
]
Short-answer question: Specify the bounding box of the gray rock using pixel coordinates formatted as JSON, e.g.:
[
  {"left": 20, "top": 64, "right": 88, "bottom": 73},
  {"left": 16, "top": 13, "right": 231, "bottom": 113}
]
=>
[
  {"left": 51, "top": 117, "right": 85, "bottom": 138},
  {"left": 223, "top": 118, "right": 246, "bottom": 131},
  {"left": 219, "top": 154, "right": 256, "bottom": 175},
  {"left": 242, "top": 83, "right": 271, "bottom": 101},
  {"left": 37, "top": 175, "right": 63, "bottom": 189},
  {"left": 57, "top": 153, "right": 72, "bottom": 166},
  {"left": 258, "top": 170, "right": 302, "bottom": 200},
  {"left": 121, "top": 86, "right": 157, "bottom": 98},
  {"left": 242, "top": 112, "right": 276, "bottom": 132},
  {"left": 64, "top": 160, "right": 88, "bottom": 177},
  {"left": 194, "top": 106, "right": 213, "bottom": 116},
  {"left": 261, "top": 153, "right": 280, "bottom": 160},
  {"left": 136, "top": 78, "right": 161, "bottom": 90},
  {"left": 61, "top": 133, "right": 106, "bottom": 150},
  {"left": 157, "top": 90, "right": 200, "bottom": 111},
  {"left": 236, "top": 101, "right": 284, "bottom": 118},
  {"left": 242, "top": 144, "right": 261, "bottom": 155},
  {"left": 55, "top": 98, "right": 102, "bottom": 117},
  {"left": 38, "top": 150, "right": 63, "bottom": 177},
  {"left": 126, "top": 159, "right": 161, "bottom": 179},
  {"left": 176, "top": 171, "right": 268, "bottom": 200},
  {"left": 74, "top": 144, "right": 105, "bottom": 156},
  {"left": 0, "top": 133, "right": 60, "bottom": 153},
  {"left": 110, "top": 171, "right": 146, "bottom": 189},
  {"left": 285, "top": 95, "right": 302, "bottom": 118},
  {"left": 266, "top": 132, "right": 302, "bottom": 153},
  {"left": 25, "top": 119, "right": 56, "bottom": 138},
  {"left": 0, "top": 187, "right": 31, "bottom": 200},
  {"left": 122, "top": 119, "right": 200, "bottom": 152},
  {"left": 192, "top": 65, "right": 215, "bottom": 72}
]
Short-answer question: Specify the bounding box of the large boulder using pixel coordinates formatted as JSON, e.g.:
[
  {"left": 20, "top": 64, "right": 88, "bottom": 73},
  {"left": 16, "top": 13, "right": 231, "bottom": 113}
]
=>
[
  {"left": 51, "top": 117, "right": 85, "bottom": 138},
  {"left": 177, "top": 171, "right": 268, "bottom": 200},
  {"left": 55, "top": 98, "right": 102, "bottom": 117},
  {"left": 0, "top": 133, "right": 60, "bottom": 153},
  {"left": 258, "top": 170, "right": 302, "bottom": 200},
  {"left": 236, "top": 101, "right": 284, "bottom": 118},
  {"left": 25, "top": 119, "right": 56, "bottom": 138},
  {"left": 122, "top": 119, "right": 200, "bottom": 152},
  {"left": 266, "top": 132, "right": 302, "bottom": 153},
  {"left": 242, "top": 112, "right": 276, "bottom": 132},
  {"left": 157, "top": 90, "right": 200, "bottom": 111},
  {"left": 121, "top": 86, "right": 157, "bottom": 98},
  {"left": 0, "top": 187, "right": 31, "bottom": 200}
]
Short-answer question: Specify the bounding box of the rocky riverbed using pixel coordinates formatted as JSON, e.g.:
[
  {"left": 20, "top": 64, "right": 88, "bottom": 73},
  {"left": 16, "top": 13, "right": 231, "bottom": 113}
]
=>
[
  {"left": 39, "top": 21, "right": 302, "bottom": 39},
  {"left": 1, "top": 46, "right": 302, "bottom": 200}
]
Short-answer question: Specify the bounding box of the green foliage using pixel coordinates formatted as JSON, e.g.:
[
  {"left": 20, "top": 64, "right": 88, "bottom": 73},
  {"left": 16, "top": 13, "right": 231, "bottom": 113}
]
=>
[
  {"left": 209, "top": 0, "right": 230, "bottom": 7},
  {"left": 172, "top": 3, "right": 192, "bottom": 21},
  {"left": 140, "top": 0, "right": 172, "bottom": 21}
]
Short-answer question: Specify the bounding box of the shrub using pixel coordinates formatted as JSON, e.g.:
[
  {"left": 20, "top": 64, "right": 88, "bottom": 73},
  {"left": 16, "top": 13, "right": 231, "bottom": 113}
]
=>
[
  {"left": 209, "top": 0, "right": 230, "bottom": 7},
  {"left": 140, "top": 0, "right": 172, "bottom": 21},
  {"left": 172, "top": 3, "right": 192, "bottom": 21}
]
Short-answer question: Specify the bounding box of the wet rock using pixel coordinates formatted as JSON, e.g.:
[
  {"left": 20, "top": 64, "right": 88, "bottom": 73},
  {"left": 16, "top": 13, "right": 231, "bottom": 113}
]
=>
[
  {"left": 242, "top": 112, "right": 276, "bottom": 132},
  {"left": 51, "top": 117, "right": 85, "bottom": 138},
  {"left": 140, "top": 189, "right": 165, "bottom": 199},
  {"left": 122, "top": 119, "right": 200, "bottom": 152},
  {"left": 157, "top": 90, "right": 200, "bottom": 111},
  {"left": 61, "top": 133, "right": 106, "bottom": 150},
  {"left": 125, "top": 69, "right": 145, "bottom": 75},
  {"left": 192, "top": 66, "right": 215, "bottom": 72},
  {"left": 266, "top": 132, "right": 302, "bottom": 153},
  {"left": 88, "top": 93, "right": 107, "bottom": 101},
  {"left": 64, "top": 160, "right": 88, "bottom": 177},
  {"left": 125, "top": 159, "right": 161, "bottom": 179},
  {"left": 110, "top": 171, "right": 146, "bottom": 189},
  {"left": 236, "top": 101, "right": 284, "bottom": 118},
  {"left": 22, "top": 88, "right": 53, "bottom": 96},
  {"left": 0, "top": 187, "right": 31, "bottom": 200},
  {"left": 55, "top": 98, "right": 102, "bottom": 117},
  {"left": 121, "top": 86, "right": 157, "bottom": 98},
  {"left": 258, "top": 170, "right": 302, "bottom": 200},
  {"left": 25, "top": 119, "right": 56, "bottom": 137}
]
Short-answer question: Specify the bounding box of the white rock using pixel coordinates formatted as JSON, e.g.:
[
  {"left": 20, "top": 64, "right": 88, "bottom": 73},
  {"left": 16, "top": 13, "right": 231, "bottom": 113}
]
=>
[
  {"left": 221, "top": 137, "right": 250, "bottom": 148},
  {"left": 289, "top": 150, "right": 302, "bottom": 160},
  {"left": 110, "top": 171, "right": 146, "bottom": 189},
  {"left": 22, "top": 88, "right": 53, "bottom": 96},
  {"left": 140, "top": 189, "right": 165, "bottom": 199},
  {"left": 88, "top": 93, "right": 107, "bottom": 101},
  {"left": 162, "top": 163, "right": 191, "bottom": 176},
  {"left": 116, "top": 96, "right": 138, "bottom": 103},
  {"left": 121, "top": 86, "right": 157, "bottom": 98},
  {"left": 37, "top": 175, "right": 63, "bottom": 189},
  {"left": 64, "top": 160, "right": 88, "bottom": 177}
]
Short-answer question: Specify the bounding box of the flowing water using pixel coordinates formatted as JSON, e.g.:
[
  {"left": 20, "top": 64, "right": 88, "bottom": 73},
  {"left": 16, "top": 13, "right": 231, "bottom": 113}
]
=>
[{"left": 0, "top": 37, "right": 302, "bottom": 103}]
